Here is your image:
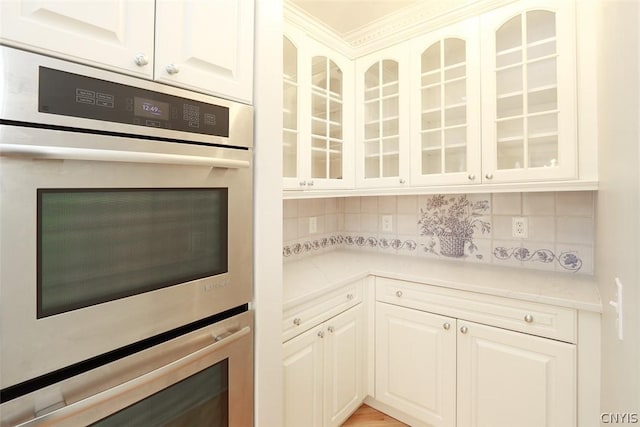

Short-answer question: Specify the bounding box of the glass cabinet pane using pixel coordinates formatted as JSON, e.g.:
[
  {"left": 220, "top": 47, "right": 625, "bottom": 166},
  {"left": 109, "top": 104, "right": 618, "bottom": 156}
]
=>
[
  {"left": 494, "top": 10, "right": 559, "bottom": 171},
  {"left": 311, "top": 56, "right": 344, "bottom": 181},
  {"left": 419, "top": 38, "right": 468, "bottom": 178},
  {"left": 283, "top": 36, "right": 298, "bottom": 179},
  {"left": 362, "top": 59, "right": 399, "bottom": 180}
]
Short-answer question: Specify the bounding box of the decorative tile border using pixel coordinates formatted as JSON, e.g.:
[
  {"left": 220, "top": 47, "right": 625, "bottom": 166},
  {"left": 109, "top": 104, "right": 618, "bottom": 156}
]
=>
[
  {"left": 283, "top": 235, "right": 418, "bottom": 258},
  {"left": 493, "top": 247, "right": 583, "bottom": 272}
]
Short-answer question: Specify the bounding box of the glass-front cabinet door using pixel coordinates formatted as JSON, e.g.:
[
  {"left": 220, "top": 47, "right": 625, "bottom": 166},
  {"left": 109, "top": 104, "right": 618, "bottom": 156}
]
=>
[
  {"left": 480, "top": 0, "right": 576, "bottom": 183},
  {"left": 356, "top": 47, "right": 409, "bottom": 188},
  {"left": 283, "top": 35, "right": 299, "bottom": 183},
  {"left": 410, "top": 18, "right": 481, "bottom": 186},
  {"left": 283, "top": 28, "right": 353, "bottom": 191},
  {"left": 310, "top": 56, "right": 344, "bottom": 184}
]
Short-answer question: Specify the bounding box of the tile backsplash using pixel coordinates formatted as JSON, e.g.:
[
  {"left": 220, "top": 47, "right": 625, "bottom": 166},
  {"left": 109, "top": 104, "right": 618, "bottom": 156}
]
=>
[{"left": 283, "top": 192, "right": 596, "bottom": 275}]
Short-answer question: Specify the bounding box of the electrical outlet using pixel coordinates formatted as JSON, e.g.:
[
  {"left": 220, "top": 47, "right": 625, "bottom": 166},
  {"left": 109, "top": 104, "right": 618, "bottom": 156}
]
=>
[
  {"left": 512, "top": 217, "right": 528, "bottom": 238},
  {"left": 382, "top": 215, "right": 393, "bottom": 232},
  {"left": 309, "top": 217, "right": 317, "bottom": 234}
]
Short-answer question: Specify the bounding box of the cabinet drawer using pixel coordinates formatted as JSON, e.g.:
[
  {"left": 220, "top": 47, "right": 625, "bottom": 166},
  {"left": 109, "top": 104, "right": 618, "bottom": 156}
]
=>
[
  {"left": 376, "top": 277, "right": 577, "bottom": 343},
  {"left": 283, "top": 280, "right": 363, "bottom": 342}
]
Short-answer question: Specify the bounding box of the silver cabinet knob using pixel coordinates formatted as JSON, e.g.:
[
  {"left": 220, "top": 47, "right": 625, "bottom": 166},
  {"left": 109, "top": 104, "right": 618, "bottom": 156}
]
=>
[
  {"left": 399, "top": 178, "right": 406, "bottom": 184},
  {"left": 460, "top": 326, "right": 468, "bottom": 334},
  {"left": 468, "top": 174, "right": 476, "bottom": 181},
  {"left": 299, "top": 181, "right": 307, "bottom": 187},
  {"left": 443, "top": 322, "right": 451, "bottom": 330},
  {"left": 346, "top": 293, "right": 354, "bottom": 300},
  {"left": 293, "top": 318, "right": 301, "bottom": 326},
  {"left": 327, "top": 326, "right": 335, "bottom": 333},
  {"left": 307, "top": 180, "right": 314, "bottom": 187},
  {"left": 485, "top": 173, "right": 493, "bottom": 180},
  {"left": 134, "top": 53, "right": 149, "bottom": 66},
  {"left": 395, "top": 290, "right": 403, "bottom": 298},
  {"left": 524, "top": 314, "right": 534, "bottom": 323},
  {"left": 317, "top": 330, "right": 325, "bottom": 338},
  {"left": 166, "top": 63, "right": 180, "bottom": 75}
]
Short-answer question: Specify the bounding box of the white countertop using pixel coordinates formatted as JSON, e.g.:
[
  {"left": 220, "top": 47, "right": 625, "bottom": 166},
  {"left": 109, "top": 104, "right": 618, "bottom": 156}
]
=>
[{"left": 283, "top": 250, "right": 602, "bottom": 312}]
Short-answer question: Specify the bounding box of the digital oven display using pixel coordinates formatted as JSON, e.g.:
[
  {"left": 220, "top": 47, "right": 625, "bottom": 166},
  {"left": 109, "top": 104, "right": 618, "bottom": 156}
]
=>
[{"left": 134, "top": 97, "right": 170, "bottom": 121}]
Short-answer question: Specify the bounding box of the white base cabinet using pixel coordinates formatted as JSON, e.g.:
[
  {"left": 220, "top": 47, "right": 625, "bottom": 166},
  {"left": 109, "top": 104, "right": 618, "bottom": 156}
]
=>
[
  {"left": 375, "top": 302, "right": 456, "bottom": 427},
  {"left": 283, "top": 304, "right": 365, "bottom": 427},
  {"left": 457, "top": 320, "right": 575, "bottom": 427},
  {"left": 374, "top": 278, "right": 578, "bottom": 427}
]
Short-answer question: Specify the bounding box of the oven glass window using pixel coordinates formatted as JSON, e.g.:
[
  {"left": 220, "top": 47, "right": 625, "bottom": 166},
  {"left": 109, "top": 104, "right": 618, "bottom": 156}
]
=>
[
  {"left": 37, "top": 188, "right": 228, "bottom": 318},
  {"left": 90, "top": 359, "right": 229, "bottom": 427}
]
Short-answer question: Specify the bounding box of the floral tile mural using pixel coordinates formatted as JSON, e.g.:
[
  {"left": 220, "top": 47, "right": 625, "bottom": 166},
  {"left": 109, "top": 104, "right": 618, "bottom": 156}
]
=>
[
  {"left": 283, "top": 192, "right": 593, "bottom": 274},
  {"left": 418, "top": 195, "right": 491, "bottom": 259}
]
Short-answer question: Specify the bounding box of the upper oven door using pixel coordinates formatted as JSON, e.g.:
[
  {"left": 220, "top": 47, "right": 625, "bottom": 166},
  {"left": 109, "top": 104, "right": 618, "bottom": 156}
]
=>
[{"left": 0, "top": 124, "right": 253, "bottom": 389}]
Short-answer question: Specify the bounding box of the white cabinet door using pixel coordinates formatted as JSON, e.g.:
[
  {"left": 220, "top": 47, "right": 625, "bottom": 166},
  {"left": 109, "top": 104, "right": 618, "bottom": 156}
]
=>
[
  {"left": 355, "top": 45, "right": 411, "bottom": 188},
  {"left": 457, "top": 320, "right": 576, "bottom": 427},
  {"left": 375, "top": 302, "right": 456, "bottom": 427},
  {"left": 0, "top": 0, "right": 155, "bottom": 78},
  {"left": 480, "top": 0, "right": 577, "bottom": 183},
  {"left": 283, "top": 324, "right": 325, "bottom": 427},
  {"left": 283, "top": 26, "right": 355, "bottom": 191},
  {"left": 324, "top": 304, "right": 365, "bottom": 427},
  {"left": 409, "top": 17, "right": 482, "bottom": 186},
  {"left": 155, "top": 0, "right": 254, "bottom": 103}
]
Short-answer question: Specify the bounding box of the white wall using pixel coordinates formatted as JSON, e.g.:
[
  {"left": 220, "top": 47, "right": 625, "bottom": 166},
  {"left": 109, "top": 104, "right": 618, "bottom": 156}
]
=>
[
  {"left": 253, "top": 1, "right": 284, "bottom": 426},
  {"left": 595, "top": 0, "right": 640, "bottom": 418}
]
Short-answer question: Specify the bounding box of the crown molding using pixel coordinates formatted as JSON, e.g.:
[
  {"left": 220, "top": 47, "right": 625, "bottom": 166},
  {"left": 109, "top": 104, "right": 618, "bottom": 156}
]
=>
[
  {"left": 284, "top": 0, "right": 518, "bottom": 59},
  {"left": 283, "top": 1, "right": 354, "bottom": 58}
]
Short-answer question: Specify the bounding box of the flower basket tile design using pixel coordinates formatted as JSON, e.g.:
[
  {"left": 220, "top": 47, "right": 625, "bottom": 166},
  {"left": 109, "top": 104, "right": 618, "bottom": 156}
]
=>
[{"left": 418, "top": 195, "right": 491, "bottom": 258}]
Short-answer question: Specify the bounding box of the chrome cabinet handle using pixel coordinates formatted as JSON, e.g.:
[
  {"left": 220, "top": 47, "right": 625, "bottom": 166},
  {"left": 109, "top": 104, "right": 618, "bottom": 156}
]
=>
[
  {"left": 293, "top": 318, "right": 301, "bottom": 326},
  {"left": 166, "top": 63, "right": 180, "bottom": 75},
  {"left": 346, "top": 293, "right": 354, "bottom": 300},
  {"left": 485, "top": 173, "right": 493, "bottom": 180},
  {"left": 317, "top": 330, "right": 325, "bottom": 338},
  {"left": 443, "top": 322, "right": 451, "bottom": 330},
  {"left": 134, "top": 53, "right": 149, "bottom": 66},
  {"left": 327, "top": 326, "right": 335, "bottom": 333},
  {"left": 460, "top": 326, "right": 468, "bottom": 334},
  {"left": 524, "top": 314, "right": 534, "bottom": 323},
  {"left": 395, "top": 290, "right": 403, "bottom": 297},
  {"left": 468, "top": 174, "right": 475, "bottom": 181},
  {"left": 307, "top": 180, "right": 314, "bottom": 187},
  {"left": 399, "top": 178, "right": 406, "bottom": 184},
  {"left": 299, "top": 181, "right": 307, "bottom": 187}
]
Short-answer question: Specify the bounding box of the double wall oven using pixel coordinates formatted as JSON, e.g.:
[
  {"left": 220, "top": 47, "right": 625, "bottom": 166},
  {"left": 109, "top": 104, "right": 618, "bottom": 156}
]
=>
[{"left": 0, "top": 46, "right": 253, "bottom": 426}]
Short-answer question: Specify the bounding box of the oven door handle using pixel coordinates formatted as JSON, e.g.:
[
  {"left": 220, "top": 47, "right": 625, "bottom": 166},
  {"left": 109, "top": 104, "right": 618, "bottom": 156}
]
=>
[
  {"left": 15, "top": 326, "right": 251, "bottom": 427},
  {"left": 0, "top": 143, "right": 250, "bottom": 169}
]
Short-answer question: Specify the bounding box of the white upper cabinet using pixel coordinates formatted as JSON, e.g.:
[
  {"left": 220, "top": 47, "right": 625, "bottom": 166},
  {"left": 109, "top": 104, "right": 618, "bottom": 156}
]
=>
[
  {"left": 410, "top": 18, "right": 482, "bottom": 186},
  {"left": 155, "top": 0, "right": 254, "bottom": 102},
  {"left": 480, "top": 0, "right": 576, "bottom": 182},
  {"left": 0, "top": 0, "right": 155, "bottom": 79},
  {"left": 283, "top": 27, "right": 354, "bottom": 191},
  {"left": 0, "top": 0, "right": 254, "bottom": 103},
  {"left": 355, "top": 46, "right": 410, "bottom": 188},
  {"left": 283, "top": 0, "right": 594, "bottom": 197}
]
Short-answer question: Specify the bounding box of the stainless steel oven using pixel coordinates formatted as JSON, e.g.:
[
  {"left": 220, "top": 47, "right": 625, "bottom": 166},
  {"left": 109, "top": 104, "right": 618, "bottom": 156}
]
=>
[
  {"left": 1, "top": 310, "right": 253, "bottom": 427},
  {"left": 0, "top": 44, "right": 254, "bottom": 424}
]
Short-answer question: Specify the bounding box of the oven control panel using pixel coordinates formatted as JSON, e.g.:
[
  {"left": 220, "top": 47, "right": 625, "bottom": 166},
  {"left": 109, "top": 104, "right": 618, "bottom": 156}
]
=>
[{"left": 38, "top": 67, "right": 229, "bottom": 138}]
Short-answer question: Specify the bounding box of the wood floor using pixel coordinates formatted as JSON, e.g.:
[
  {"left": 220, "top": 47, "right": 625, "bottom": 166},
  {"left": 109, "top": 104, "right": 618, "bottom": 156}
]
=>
[{"left": 341, "top": 404, "right": 409, "bottom": 426}]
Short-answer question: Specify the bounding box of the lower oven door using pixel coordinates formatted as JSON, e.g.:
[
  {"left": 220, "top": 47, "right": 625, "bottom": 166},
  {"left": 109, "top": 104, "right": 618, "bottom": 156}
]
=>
[{"left": 0, "top": 310, "right": 253, "bottom": 427}]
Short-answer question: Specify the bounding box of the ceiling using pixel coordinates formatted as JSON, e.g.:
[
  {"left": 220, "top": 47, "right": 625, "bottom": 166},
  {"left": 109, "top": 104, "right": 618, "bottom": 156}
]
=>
[{"left": 289, "top": 0, "right": 420, "bottom": 36}]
